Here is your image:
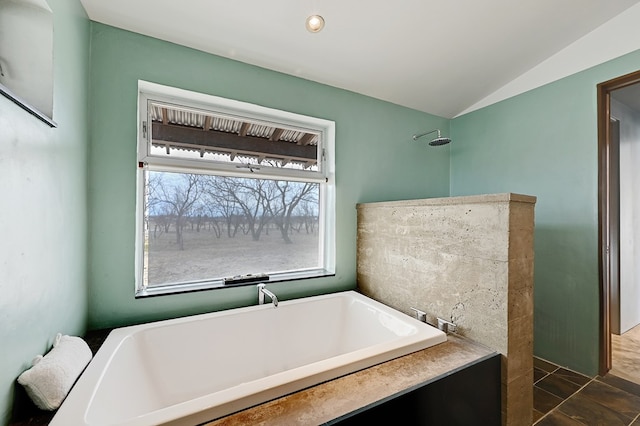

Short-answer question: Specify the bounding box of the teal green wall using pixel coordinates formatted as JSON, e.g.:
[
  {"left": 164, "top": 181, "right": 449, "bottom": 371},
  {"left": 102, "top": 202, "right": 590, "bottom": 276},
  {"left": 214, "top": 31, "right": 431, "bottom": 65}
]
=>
[
  {"left": 0, "top": 0, "right": 90, "bottom": 423},
  {"left": 87, "top": 23, "right": 450, "bottom": 329},
  {"left": 2, "top": 7, "right": 637, "bottom": 421},
  {"left": 451, "top": 49, "right": 640, "bottom": 375},
  {"left": 2, "top": 3, "right": 637, "bottom": 419}
]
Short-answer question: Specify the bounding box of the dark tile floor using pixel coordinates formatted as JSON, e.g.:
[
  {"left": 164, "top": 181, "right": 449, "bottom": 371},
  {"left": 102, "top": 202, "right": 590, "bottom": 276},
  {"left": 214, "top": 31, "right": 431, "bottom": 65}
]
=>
[{"left": 534, "top": 357, "right": 640, "bottom": 425}]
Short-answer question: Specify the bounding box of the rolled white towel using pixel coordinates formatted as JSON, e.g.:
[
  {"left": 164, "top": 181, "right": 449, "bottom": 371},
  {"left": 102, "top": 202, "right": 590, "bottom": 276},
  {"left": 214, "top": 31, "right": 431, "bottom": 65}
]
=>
[{"left": 17, "top": 333, "right": 92, "bottom": 410}]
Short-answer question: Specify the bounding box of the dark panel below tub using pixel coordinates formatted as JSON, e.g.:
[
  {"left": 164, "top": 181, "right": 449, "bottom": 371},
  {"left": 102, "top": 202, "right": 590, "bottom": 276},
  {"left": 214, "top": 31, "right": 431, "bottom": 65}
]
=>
[{"left": 331, "top": 353, "right": 501, "bottom": 426}]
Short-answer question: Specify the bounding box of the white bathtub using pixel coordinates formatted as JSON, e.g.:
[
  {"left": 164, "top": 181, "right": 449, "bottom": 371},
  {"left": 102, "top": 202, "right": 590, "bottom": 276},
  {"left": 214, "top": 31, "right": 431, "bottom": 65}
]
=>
[{"left": 51, "top": 290, "right": 446, "bottom": 425}]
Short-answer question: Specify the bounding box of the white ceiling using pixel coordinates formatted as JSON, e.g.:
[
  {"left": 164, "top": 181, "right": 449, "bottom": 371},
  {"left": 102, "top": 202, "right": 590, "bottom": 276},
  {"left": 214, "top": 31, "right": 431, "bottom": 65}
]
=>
[{"left": 79, "top": 0, "right": 640, "bottom": 118}]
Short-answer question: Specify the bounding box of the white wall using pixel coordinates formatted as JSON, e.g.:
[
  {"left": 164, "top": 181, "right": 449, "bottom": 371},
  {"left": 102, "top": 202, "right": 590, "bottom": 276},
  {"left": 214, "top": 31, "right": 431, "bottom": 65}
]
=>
[{"left": 612, "top": 97, "right": 640, "bottom": 334}]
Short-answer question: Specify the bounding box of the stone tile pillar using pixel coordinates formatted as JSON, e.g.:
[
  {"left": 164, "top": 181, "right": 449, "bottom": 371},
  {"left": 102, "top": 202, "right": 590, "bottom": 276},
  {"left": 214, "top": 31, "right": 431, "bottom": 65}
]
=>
[{"left": 356, "top": 193, "right": 535, "bottom": 426}]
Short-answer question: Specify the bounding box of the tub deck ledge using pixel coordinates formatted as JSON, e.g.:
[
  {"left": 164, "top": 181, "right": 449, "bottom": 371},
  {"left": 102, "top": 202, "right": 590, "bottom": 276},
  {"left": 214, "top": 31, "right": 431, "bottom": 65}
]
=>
[{"left": 206, "top": 333, "right": 496, "bottom": 425}]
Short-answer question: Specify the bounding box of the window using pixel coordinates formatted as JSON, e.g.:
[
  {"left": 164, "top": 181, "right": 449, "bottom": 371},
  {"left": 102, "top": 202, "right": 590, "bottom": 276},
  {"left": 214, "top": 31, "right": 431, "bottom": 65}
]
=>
[{"left": 136, "top": 81, "right": 335, "bottom": 297}]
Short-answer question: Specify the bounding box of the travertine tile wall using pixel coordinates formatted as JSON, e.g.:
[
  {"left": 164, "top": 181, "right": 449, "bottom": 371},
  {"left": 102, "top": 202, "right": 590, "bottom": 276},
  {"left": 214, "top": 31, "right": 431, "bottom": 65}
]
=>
[{"left": 356, "top": 193, "right": 535, "bottom": 426}]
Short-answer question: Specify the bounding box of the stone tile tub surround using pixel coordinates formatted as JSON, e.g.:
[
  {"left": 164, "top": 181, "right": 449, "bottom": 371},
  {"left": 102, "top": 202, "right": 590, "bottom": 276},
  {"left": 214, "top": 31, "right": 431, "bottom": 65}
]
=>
[
  {"left": 356, "top": 193, "right": 536, "bottom": 426},
  {"left": 207, "top": 334, "right": 497, "bottom": 425}
]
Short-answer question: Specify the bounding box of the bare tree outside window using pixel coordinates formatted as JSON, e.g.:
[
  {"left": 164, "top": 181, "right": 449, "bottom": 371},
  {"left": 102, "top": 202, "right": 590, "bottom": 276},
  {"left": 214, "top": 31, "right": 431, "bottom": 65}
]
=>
[
  {"left": 268, "top": 180, "right": 317, "bottom": 244},
  {"left": 150, "top": 173, "right": 203, "bottom": 250},
  {"left": 145, "top": 171, "right": 320, "bottom": 286}
]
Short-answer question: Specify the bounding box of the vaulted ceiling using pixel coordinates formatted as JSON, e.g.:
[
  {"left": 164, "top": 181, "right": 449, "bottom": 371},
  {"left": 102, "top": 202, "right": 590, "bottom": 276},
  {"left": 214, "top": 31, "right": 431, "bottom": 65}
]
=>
[{"left": 80, "top": 0, "right": 640, "bottom": 118}]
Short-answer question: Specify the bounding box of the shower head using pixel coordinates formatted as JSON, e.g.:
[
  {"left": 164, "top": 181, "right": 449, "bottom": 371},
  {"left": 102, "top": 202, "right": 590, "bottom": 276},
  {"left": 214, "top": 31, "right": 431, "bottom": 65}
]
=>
[
  {"left": 412, "top": 129, "right": 452, "bottom": 146},
  {"left": 429, "top": 136, "right": 452, "bottom": 146}
]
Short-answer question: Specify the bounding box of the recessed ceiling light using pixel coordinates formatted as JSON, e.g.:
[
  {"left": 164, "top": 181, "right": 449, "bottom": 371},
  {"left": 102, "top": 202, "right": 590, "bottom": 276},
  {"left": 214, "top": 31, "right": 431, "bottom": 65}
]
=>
[{"left": 305, "top": 15, "right": 325, "bottom": 33}]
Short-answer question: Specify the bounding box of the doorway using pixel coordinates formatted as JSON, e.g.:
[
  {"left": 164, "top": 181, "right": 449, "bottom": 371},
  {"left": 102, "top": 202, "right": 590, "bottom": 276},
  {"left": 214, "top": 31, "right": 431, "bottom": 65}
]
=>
[{"left": 598, "top": 69, "right": 640, "bottom": 377}]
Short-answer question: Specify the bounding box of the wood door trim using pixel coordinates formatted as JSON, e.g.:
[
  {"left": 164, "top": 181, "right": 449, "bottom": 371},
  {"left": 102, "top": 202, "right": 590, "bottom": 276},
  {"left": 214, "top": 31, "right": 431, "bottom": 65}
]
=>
[{"left": 597, "top": 69, "right": 640, "bottom": 376}]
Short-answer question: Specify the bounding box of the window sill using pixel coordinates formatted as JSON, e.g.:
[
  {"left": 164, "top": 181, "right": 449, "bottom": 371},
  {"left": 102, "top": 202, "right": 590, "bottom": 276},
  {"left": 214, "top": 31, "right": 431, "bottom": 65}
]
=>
[{"left": 135, "top": 269, "right": 335, "bottom": 298}]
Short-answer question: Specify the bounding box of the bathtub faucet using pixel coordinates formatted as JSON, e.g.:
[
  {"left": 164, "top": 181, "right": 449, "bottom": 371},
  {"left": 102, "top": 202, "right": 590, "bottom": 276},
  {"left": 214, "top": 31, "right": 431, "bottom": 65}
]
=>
[{"left": 257, "top": 284, "right": 278, "bottom": 307}]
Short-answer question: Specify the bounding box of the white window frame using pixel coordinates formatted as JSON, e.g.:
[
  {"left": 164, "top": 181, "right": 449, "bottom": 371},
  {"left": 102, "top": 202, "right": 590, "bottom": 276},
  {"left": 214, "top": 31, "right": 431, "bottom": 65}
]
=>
[{"left": 135, "top": 81, "right": 336, "bottom": 297}]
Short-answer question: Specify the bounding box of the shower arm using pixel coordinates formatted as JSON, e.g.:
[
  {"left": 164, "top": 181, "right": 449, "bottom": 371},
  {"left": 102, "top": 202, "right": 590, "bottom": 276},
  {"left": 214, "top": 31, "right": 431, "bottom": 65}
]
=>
[{"left": 412, "top": 129, "right": 441, "bottom": 141}]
